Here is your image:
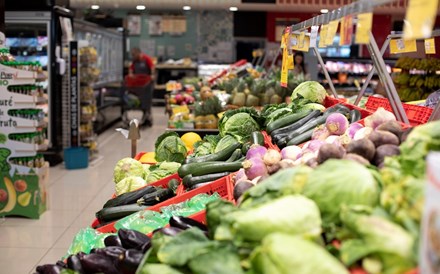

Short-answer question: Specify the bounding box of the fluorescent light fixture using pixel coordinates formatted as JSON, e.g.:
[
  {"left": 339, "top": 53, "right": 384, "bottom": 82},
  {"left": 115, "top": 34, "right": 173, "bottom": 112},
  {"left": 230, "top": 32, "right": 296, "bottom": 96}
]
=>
[
  {"left": 320, "top": 8, "right": 329, "bottom": 13},
  {"left": 183, "top": 6, "right": 191, "bottom": 10},
  {"left": 91, "top": 4, "right": 99, "bottom": 10},
  {"left": 229, "top": 6, "right": 238, "bottom": 11},
  {"left": 136, "top": 5, "right": 146, "bottom": 10}
]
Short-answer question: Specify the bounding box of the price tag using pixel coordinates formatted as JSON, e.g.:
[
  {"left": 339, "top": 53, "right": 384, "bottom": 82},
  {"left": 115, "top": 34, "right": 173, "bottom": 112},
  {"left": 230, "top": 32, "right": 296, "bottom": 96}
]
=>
[
  {"left": 287, "top": 54, "right": 294, "bottom": 70},
  {"left": 340, "top": 15, "right": 353, "bottom": 46},
  {"left": 425, "top": 38, "right": 436, "bottom": 54},
  {"left": 319, "top": 24, "right": 328, "bottom": 48},
  {"left": 390, "top": 38, "right": 417, "bottom": 54},
  {"left": 291, "top": 33, "right": 310, "bottom": 52},
  {"left": 280, "top": 27, "right": 291, "bottom": 88},
  {"left": 172, "top": 105, "right": 189, "bottom": 115},
  {"left": 355, "top": 13, "right": 373, "bottom": 44},
  {"left": 309, "top": 26, "right": 319, "bottom": 48},
  {"left": 404, "top": 0, "right": 438, "bottom": 40},
  {"left": 325, "top": 20, "right": 339, "bottom": 46}
]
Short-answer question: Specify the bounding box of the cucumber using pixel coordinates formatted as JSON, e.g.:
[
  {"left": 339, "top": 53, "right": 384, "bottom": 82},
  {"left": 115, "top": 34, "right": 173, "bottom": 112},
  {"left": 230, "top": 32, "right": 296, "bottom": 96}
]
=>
[
  {"left": 286, "top": 128, "right": 315, "bottom": 146},
  {"left": 241, "top": 142, "right": 252, "bottom": 154},
  {"left": 250, "top": 131, "right": 264, "bottom": 146},
  {"left": 226, "top": 148, "right": 242, "bottom": 162},
  {"left": 185, "top": 143, "right": 241, "bottom": 164},
  {"left": 178, "top": 161, "right": 243, "bottom": 178},
  {"left": 182, "top": 172, "right": 231, "bottom": 188},
  {"left": 103, "top": 185, "right": 156, "bottom": 208},
  {"left": 137, "top": 188, "right": 175, "bottom": 206},
  {"left": 270, "top": 110, "right": 321, "bottom": 137},
  {"left": 96, "top": 204, "right": 147, "bottom": 222},
  {"left": 266, "top": 110, "right": 312, "bottom": 133}
]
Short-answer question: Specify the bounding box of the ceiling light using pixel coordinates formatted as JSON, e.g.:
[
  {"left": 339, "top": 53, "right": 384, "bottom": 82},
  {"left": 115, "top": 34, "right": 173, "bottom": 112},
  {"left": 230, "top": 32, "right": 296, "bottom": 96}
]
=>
[
  {"left": 136, "top": 5, "right": 146, "bottom": 10},
  {"left": 91, "top": 5, "right": 99, "bottom": 10},
  {"left": 183, "top": 6, "right": 191, "bottom": 11},
  {"left": 229, "top": 6, "right": 238, "bottom": 11},
  {"left": 320, "top": 8, "right": 329, "bottom": 13}
]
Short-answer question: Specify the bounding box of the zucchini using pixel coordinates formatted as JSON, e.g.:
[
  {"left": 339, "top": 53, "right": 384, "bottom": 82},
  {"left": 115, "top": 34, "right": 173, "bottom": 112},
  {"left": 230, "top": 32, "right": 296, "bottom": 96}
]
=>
[
  {"left": 241, "top": 142, "right": 252, "bottom": 155},
  {"left": 286, "top": 128, "right": 315, "bottom": 146},
  {"left": 178, "top": 161, "right": 243, "bottom": 178},
  {"left": 185, "top": 143, "right": 241, "bottom": 164},
  {"left": 137, "top": 188, "right": 175, "bottom": 206},
  {"left": 182, "top": 172, "right": 231, "bottom": 188},
  {"left": 266, "top": 110, "right": 312, "bottom": 133},
  {"left": 103, "top": 186, "right": 156, "bottom": 208},
  {"left": 226, "top": 148, "right": 242, "bottom": 162},
  {"left": 350, "top": 109, "right": 362, "bottom": 123},
  {"left": 250, "top": 131, "right": 264, "bottom": 146},
  {"left": 270, "top": 110, "right": 321, "bottom": 137},
  {"left": 96, "top": 204, "right": 147, "bottom": 222}
]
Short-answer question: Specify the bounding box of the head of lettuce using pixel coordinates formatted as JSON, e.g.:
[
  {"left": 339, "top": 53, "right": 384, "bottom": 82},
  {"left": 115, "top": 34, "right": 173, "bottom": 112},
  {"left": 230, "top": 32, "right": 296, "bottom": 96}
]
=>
[
  {"left": 155, "top": 132, "right": 188, "bottom": 164},
  {"left": 291, "top": 81, "right": 327, "bottom": 104},
  {"left": 218, "top": 108, "right": 261, "bottom": 143}
]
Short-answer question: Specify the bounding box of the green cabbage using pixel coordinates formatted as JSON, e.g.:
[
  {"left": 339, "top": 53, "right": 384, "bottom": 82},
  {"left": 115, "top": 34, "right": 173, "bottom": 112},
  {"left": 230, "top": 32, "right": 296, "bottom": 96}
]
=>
[
  {"left": 214, "top": 135, "right": 238, "bottom": 153},
  {"left": 219, "top": 111, "right": 260, "bottom": 143},
  {"left": 155, "top": 132, "right": 188, "bottom": 164},
  {"left": 250, "top": 233, "right": 349, "bottom": 274},
  {"left": 302, "top": 159, "right": 380, "bottom": 224},
  {"left": 214, "top": 195, "right": 322, "bottom": 243},
  {"left": 115, "top": 176, "right": 147, "bottom": 196},
  {"left": 113, "top": 157, "right": 145, "bottom": 183},
  {"left": 291, "top": 81, "right": 327, "bottom": 104}
]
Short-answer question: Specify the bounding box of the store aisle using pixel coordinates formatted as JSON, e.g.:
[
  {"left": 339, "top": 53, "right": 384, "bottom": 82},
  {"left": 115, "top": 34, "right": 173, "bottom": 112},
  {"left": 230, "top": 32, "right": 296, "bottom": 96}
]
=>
[{"left": 0, "top": 106, "right": 169, "bottom": 273}]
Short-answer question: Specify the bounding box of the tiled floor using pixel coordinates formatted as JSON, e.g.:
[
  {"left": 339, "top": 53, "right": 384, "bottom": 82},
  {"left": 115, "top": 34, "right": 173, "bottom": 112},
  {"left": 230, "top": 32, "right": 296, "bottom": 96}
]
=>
[{"left": 0, "top": 106, "right": 168, "bottom": 273}]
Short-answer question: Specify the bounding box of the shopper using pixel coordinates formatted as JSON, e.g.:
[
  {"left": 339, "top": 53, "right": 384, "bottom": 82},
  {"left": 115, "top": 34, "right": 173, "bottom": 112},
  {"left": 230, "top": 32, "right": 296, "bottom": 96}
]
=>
[
  {"left": 127, "top": 47, "right": 155, "bottom": 127},
  {"left": 292, "top": 51, "right": 310, "bottom": 79}
]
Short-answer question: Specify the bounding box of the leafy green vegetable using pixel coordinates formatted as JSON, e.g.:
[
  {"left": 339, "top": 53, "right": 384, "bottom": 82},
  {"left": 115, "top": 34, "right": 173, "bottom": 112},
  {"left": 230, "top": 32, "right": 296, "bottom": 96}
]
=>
[
  {"left": 240, "top": 166, "right": 312, "bottom": 208},
  {"left": 191, "top": 135, "right": 221, "bottom": 157},
  {"left": 302, "top": 102, "right": 326, "bottom": 111},
  {"left": 155, "top": 132, "right": 188, "bottom": 164},
  {"left": 291, "top": 81, "right": 327, "bottom": 104},
  {"left": 115, "top": 176, "right": 147, "bottom": 196},
  {"left": 214, "top": 135, "right": 238, "bottom": 153},
  {"left": 137, "top": 264, "right": 184, "bottom": 274},
  {"left": 302, "top": 159, "right": 380, "bottom": 225},
  {"left": 250, "top": 233, "right": 349, "bottom": 274},
  {"left": 215, "top": 195, "right": 322, "bottom": 243},
  {"left": 219, "top": 109, "right": 261, "bottom": 143},
  {"left": 206, "top": 200, "right": 238, "bottom": 239},
  {"left": 113, "top": 157, "right": 146, "bottom": 183},
  {"left": 187, "top": 245, "right": 244, "bottom": 274}
]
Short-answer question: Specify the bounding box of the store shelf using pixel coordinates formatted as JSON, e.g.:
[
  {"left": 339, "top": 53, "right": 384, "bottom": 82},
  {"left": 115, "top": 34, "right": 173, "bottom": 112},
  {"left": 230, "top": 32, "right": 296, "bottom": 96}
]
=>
[
  {"left": 8, "top": 139, "right": 49, "bottom": 155},
  {"left": 166, "top": 128, "right": 219, "bottom": 137}
]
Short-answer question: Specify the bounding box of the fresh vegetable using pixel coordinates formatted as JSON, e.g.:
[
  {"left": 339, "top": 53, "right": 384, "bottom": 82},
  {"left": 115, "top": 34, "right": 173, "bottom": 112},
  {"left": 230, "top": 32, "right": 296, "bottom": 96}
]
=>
[
  {"left": 96, "top": 204, "right": 147, "bottom": 223},
  {"left": 312, "top": 125, "right": 330, "bottom": 141},
  {"left": 113, "top": 158, "right": 145, "bottom": 184},
  {"left": 185, "top": 142, "right": 240, "bottom": 164},
  {"left": 245, "top": 144, "right": 267, "bottom": 160},
  {"left": 250, "top": 233, "right": 349, "bottom": 274},
  {"left": 364, "top": 107, "right": 396, "bottom": 129},
  {"left": 234, "top": 181, "right": 255, "bottom": 201},
  {"left": 373, "top": 144, "right": 400, "bottom": 166},
  {"left": 266, "top": 109, "right": 313, "bottom": 134},
  {"left": 155, "top": 132, "right": 188, "bottom": 164},
  {"left": 226, "top": 148, "right": 242, "bottom": 162},
  {"left": 243, "top": 157, "right": 268, "bottom": 180},
  {"left": 350, "top": 109, "right": 362, "bottom": 123},
  {"left": 263, "top": 149, "right": 282, "bottom": 166},
  {"left": 146, "top": 162, "right": 181, "bottom": 183},
  {"left": 250, "top": 131, "right": 265, "bottom": 146},
  {"left": 103, "top": 185, "right": 155, "bottom": 208},
  {"left": 104, "top": 235, "right": 122, "bottom": 247},
  {"left": 346, "top": 123, "right": 364, "bottom": 139},
  {"left": 169, "top": 216, "right": 208, "bottom": 232},
  {"left": 376, "top": 120, "right": 403, "bottom": 138},
  {"left": 302, "top": 102, "right": 326, "bottom": 111},
  {"left": 368, "top": 130, "right": 400, "bottom": 147},
  {"left": 178, "top": 161, "right": 243, "bottom": 178},
  {"left": 115, "top": 176, "right": 147, "bottom": 196},
  {"left": 303, "top": 140, "right": 325, "bottom": 152},
  {"left": 286, "top": 128, "right": 314, "bottom": 146},
  {"left": 326, "top": 112, "right": 349, "bottom": 135},
  {"left": 180, "top": 132, "right": 202, "bottom": 150},
  {"left": 344, "top": 153, "right": 370, "bottom": 166},
  {"left": 280, "top": 145, "right": 302, "bottom": 160},
  {"left": 118, "top": 228, "right": 151, "bottom": 250},
  {"left": 317, "top": 143, "right": 346, "bottom": 164},
  {"left": 346, "top": 139, "right": 376, "bottom": 161},
  {"left": 214, "top": 135, "right": 238, "bottom": 153},
  {"left": 354, "top": 127, "right": 373, "bottom": 140},
  {"left": 291, "top": 81, "right": 327, "bottom": 104},
  {"left": 218, "top": 108, "right": 261, "bottom": 143},
  {"left": 302, "top": 160, "right": 380, "bottom": 224},
  {"left": 137, "top": 188, "right": 175, "bottom": 206},
  {"left": 234, "top": 168, "right": 247, "bottom": 184},
  {"left": 182, "top": 172, "right": 231, "bottom": 188},
  {"left": 270, "top": 110, "right": 321, "bottom": 140}
]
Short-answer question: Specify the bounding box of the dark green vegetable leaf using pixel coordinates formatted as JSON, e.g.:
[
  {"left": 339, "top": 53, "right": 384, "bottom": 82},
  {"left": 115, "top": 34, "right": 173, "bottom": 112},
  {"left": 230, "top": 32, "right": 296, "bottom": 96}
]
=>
[
  {"left": 206, "top": 200, "right": 238, "bottom": 239},
  {"left": 137, "top": 263, "right": 185, "bottom": 274},
  {"left": 188, "top": 245, "right": 244, "bottom": 274}
]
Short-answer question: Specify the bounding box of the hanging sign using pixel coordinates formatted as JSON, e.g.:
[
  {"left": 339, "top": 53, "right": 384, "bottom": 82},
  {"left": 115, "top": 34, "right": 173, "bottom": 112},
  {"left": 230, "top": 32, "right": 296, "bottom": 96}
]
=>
[
  {"left": 319, "top": 24, "right": 328, "bottom": 48},
  {"left": 291, "top": 33, "right": 310, "bottom": 52},
  {"left": 325, "top": 20, "right": 339, "bottom": 46},
  {"left": 404, "top": 0, "right": 438, "bottom": 40},
  {"left": 355, "top": 13, "right": 373, "bottom": 44},
  {"left": 425, "top": 38, "right": 436, "bottom": 54},
  {"left": 280, "top": 27, "right": 291, "bottom": 88},
  {"left": 309, "top": 26, "right": 319, "bottom": 48},
  {"left": 340, "top": 15, "right": 354, "bottom": 46},
  {"left": 390, "top": 38, "right": 417, "bottom": 54}
]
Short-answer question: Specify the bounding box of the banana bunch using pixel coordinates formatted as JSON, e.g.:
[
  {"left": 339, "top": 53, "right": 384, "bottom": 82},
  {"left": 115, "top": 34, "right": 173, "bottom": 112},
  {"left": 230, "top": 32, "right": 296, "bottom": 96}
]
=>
[
  {"left": 398, "top": 87, "right": 426, "bottom": 102},
  {"left": 395, "top": 57, "right": 420, "bottom": 70},
  {"left": 396, "top": 57, "right": 440, "bottom": 71},
  {"left": 424, "top": 75, "right": 440, "bottom": 89}
]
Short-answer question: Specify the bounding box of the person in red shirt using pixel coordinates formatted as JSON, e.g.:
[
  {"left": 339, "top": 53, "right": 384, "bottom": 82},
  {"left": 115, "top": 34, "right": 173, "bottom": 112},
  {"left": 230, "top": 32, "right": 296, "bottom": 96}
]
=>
[{"left": 127, "top": 47, "right": 155, "bottom": 127}]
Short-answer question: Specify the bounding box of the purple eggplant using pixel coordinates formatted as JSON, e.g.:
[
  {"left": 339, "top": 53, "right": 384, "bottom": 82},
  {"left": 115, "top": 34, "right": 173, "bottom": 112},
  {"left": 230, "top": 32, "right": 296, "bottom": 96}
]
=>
[
  {"left": 118, "top": 229, "right": 151, "bottom": 250},
  {"left": 153, "top": 226, "right": 183, "bottom": 237},
  {"left": 93, "top": 246, "right": 126, "bottom": 263},
  {"left": 79, "top": 254, "right": 119, "bottom": 274},
  {"left": 169, "top": 216, "right": 208, "bottom": 232},
  {"left": 116, "top": 249, "right": 144, "bottom": 274},
  {"left": 67, "top": 255, "right": 84, "bottom": 273},
  {"left": 35, "top": 264, "right": 63, "bottom": 274},
  {"left": 104, "top": 235, "right": 122, "bottom": 247}
]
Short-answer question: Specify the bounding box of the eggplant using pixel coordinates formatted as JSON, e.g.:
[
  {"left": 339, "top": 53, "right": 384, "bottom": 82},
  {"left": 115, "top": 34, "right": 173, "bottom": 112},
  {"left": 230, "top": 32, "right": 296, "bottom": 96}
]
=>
[
  {"left": 104, "top": 235, "right": 123, "bottom": 247},
  {"left": 80, "top": 254, "right": 119, "bottom": 274},
  {"left": 67, "top": 255, "right": 84, "bottom": 273},
  {"left": 55, "top": 260, "right": 67, "bottom": 268},
  {"left": 153, "top": 226, "right": 184, "bottom": 237},
  {"left": 35, "top": 264, "right": 63, "bottom": 274},
  {"left": 118, "top": 228, "right": 151, "bottom": 250},
  {"left": 94, "top": 246, "right": 126, "bottom": 263},
  {"left": 116, "top": 249, "right": 144, "bottom": 274},
  {"left": 169, "top": 216, "right": 208, "bottom": 232}
]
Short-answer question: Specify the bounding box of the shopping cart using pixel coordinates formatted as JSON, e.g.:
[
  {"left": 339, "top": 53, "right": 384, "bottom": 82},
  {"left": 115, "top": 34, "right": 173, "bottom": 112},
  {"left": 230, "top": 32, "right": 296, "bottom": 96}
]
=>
[{"left": 122, "top": 74, "right": 153, "bottom": 128}]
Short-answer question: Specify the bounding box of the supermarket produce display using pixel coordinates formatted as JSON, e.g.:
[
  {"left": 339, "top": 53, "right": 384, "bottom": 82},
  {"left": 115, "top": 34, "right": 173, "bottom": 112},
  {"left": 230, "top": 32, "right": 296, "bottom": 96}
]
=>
[{"left": 31, "top": 74, "right": 440, "bottom": 272}]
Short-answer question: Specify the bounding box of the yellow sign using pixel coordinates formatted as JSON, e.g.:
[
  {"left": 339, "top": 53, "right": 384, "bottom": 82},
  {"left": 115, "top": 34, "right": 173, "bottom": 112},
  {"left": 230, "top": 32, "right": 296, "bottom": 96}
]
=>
[
  {"left": 280, "top": 27, "right": 291, "bottom": 88},
  {"left": 326, "top": 20, "right": 339, "bottom": 46},
  {"left": 287, "top": 54, "right": 294, "bottom": 70},
  {"left": 404, "top": 0, "right": 438, "bottom": 40},
  {"left": 390, "top": 38, "right": 418, "bottom": 54},
  {"left": 425, "top": 38, "right": 436, "bottom": 54},
  {"left": 172, "top": 105, "right": 190, "bottom": 115},
  {"left": 291, "top": 33, "right": 310, "bottom": 52},
  {"left": 319, "top": 24, "right": 328, "bottom": 48},
  {"left": 355, "top": 13, "right": 373, "bottom": 44},
  {"left": 340, "top": 15, "right": 353, "bottom": 46}
]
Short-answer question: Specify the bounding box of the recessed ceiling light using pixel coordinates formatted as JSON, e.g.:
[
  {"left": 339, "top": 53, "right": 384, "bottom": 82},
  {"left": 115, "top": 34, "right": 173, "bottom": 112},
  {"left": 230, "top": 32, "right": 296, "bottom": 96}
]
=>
[
  {"left": 320, "top": 8, "right": 329, "bottom": 13},
  {"left": 91, "top": 5, "right": 99, "bottom": 10},
  {"left": 229, "top": 6, "right": 238, "bottom": 11},
  {"left": 136, "top": 5, "right": 146, "bottom": 10},
  {"left": 183, "top": 6, "right": 191, "bottom": 11}
]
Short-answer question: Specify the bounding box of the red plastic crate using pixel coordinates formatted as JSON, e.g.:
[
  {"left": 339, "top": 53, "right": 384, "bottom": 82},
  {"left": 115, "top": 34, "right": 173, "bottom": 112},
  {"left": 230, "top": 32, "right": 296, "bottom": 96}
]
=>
[
  {"left": 94, "top": 176, "right": 233, "bottom": 233},
  {"left": 262, "top": 130, "right": 280, "bottom": 152},
  {"left": 365, "top": 96, "right": 432, "bottom": 126}
]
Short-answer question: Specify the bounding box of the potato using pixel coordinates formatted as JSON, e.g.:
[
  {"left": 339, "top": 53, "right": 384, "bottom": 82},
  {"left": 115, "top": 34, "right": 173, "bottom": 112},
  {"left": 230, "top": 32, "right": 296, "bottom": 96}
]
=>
[
  {"left": 376, "top": 120, "right": 403, "bottom": 138},
  {"left": 317, "top": 143, "right": 346, "bottom": 164},
  {"left": 368, "top": 130, "right": 400, "bottom": 147},
  {"left": 344, "top": 153, "right": 370, "bottom": 166},
  {"left": 346, "top": 138, "right": 376, "bottom": 161},
  {"left": 373, "top": 144, "right": 400, "bottom": 166}
]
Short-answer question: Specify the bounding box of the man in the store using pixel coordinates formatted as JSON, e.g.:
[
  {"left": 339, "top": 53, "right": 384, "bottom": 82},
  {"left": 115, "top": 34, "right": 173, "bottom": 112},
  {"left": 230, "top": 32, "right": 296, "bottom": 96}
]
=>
[{"left": 127, "top": 47, "right": 155, "bottom": 127}]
